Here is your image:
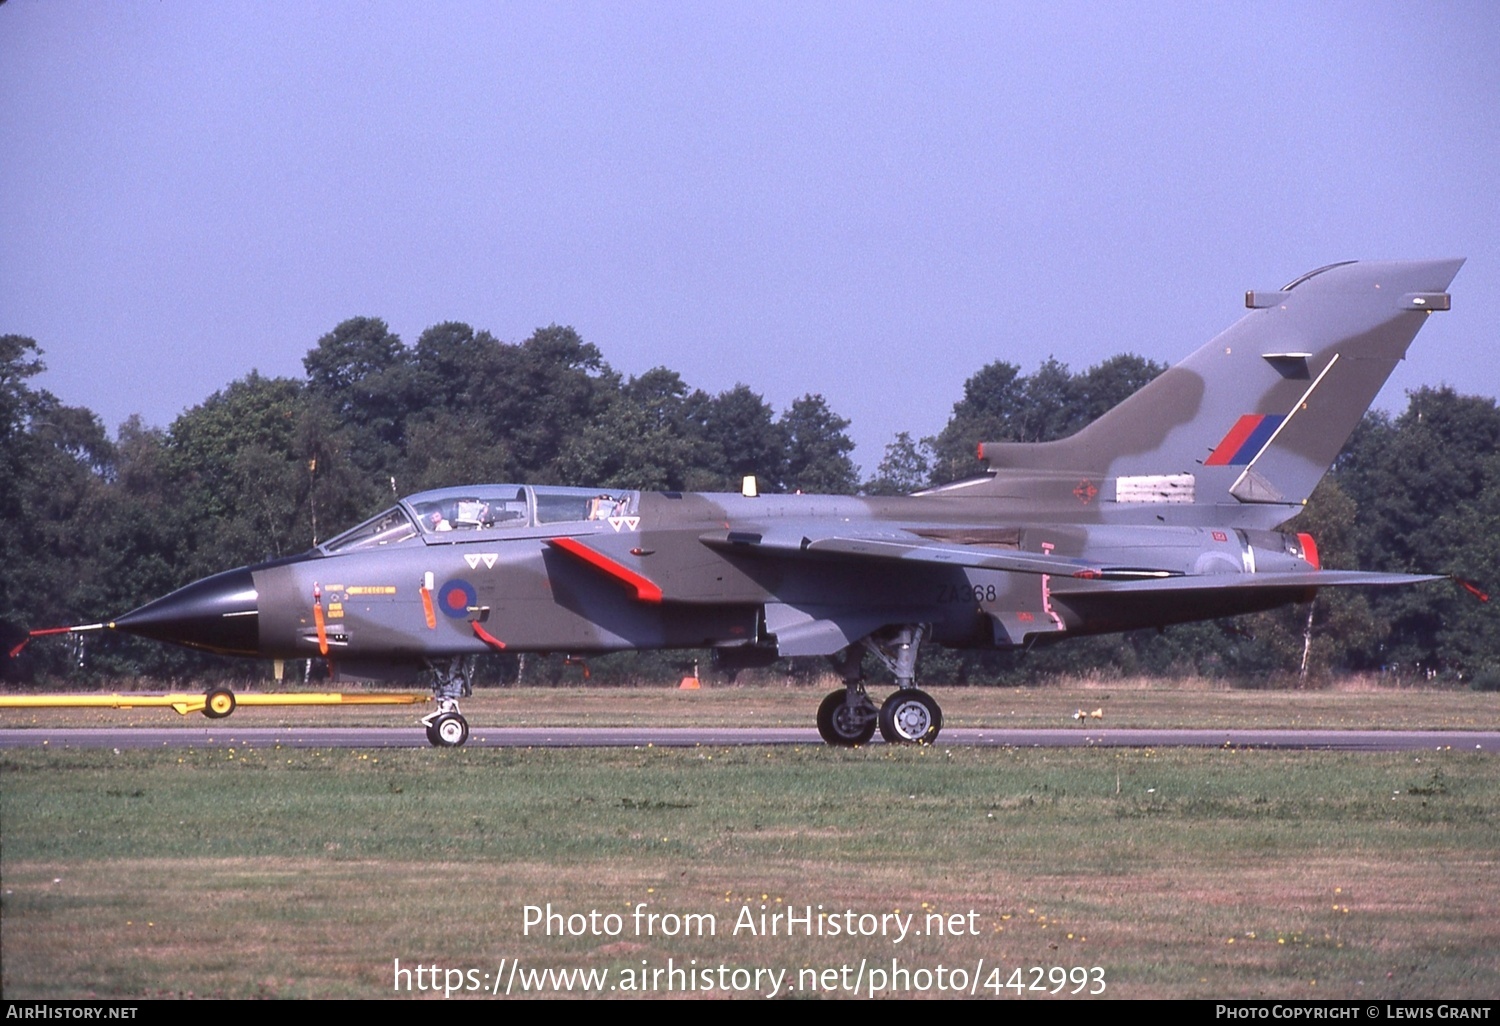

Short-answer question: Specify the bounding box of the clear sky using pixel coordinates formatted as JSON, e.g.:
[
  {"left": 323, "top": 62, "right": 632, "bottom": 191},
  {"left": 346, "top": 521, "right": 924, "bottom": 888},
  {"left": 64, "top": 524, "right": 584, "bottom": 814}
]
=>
[{"left": 3, "top": 1, "right": 1496, "bottom": 474}]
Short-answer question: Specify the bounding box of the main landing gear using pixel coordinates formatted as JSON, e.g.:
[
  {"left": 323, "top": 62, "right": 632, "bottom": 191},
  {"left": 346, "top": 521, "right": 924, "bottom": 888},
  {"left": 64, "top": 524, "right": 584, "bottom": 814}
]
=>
[
  {"left": 422, "top": 657, "right": 472, "bottom": 747},
  {"left": 815, "top": 625, "right": 943, "bottom": 747}
]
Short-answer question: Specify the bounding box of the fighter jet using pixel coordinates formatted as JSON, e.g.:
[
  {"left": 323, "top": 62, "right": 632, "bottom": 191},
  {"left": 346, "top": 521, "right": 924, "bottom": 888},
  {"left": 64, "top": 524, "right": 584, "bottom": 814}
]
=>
[{"left": 67, "top": 259, "right": 1466, "bottom": 746}]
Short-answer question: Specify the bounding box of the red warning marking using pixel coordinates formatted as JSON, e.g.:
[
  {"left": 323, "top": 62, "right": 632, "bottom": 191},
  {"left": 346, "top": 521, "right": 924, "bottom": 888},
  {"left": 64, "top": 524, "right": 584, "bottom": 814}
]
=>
[
  {"left": 548, "top": 537, "right": 664, "bottom": 603},
  {"left": 1297, "top": 533, "right": 1321, "bottom": 570},
  {"left": 1456, "top": 577, "right": 1490, "bottom": 602},
  {"left": 472, "top": 622, "right": 507, "bottom": 650},
  {"left": 1073, "top": 479, "right": 1098, "bottom": 504},
  {"left": 9, "top": 626, "right": 74, "bottom": 658},
  {"left": 312, "top": 584, "right": 328, "bottom": 656}
]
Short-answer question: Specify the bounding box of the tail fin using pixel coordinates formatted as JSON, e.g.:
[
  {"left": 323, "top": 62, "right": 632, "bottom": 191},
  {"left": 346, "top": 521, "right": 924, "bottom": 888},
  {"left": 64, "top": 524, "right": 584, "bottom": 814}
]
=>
[{"left": 972, "top": 259, "right": 1464, "bottom": 524}]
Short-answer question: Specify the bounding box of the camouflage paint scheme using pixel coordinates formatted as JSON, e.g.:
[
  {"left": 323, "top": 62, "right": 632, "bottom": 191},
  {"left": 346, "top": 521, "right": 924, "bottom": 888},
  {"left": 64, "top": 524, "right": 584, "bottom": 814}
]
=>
[{"left": 104, "top": 259, "right": 1465, "bottom": 746}]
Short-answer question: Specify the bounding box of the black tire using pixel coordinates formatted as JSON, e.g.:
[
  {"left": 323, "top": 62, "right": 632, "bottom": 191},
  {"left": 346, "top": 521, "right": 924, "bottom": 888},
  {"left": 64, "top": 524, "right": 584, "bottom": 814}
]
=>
[
  {"left": 878, "top": 689, "right": 942, "bottom": 744},
  {"left": 203, "top": 687, "right": 236, "bottom": 719},
  {"left": 816, "top": 689, "right": 875, "bottom": 746},
  {"left": 426, "top": 722, "right": 443, "bottom": 747},
  {"left": 432, "top": 712, "right": 469, "bottom": 747}
]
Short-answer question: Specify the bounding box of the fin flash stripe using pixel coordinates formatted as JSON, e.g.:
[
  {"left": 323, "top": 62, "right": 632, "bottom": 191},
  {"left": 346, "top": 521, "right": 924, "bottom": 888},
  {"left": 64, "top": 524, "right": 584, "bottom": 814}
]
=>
[{"left": 1206, "top": 414, "right": 1285, "bottom": 466}]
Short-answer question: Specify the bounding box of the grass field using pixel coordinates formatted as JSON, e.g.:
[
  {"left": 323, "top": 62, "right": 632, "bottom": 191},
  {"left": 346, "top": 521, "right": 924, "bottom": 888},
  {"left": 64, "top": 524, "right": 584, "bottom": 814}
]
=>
[{"left": 2, "top": 681, "right": 1498, "bottom": 1000}]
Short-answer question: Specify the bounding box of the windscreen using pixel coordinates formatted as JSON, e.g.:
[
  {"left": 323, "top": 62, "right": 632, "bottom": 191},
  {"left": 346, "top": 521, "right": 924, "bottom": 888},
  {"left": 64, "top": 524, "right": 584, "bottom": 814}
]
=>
[{"left": 321, "top": 506, "right": 419, "bottom": 553}]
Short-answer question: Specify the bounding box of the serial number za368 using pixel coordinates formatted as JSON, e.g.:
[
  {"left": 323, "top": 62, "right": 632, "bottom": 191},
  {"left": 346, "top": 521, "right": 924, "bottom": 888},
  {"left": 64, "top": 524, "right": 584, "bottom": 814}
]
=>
[
  {"left": 936, "top": 582, "right": 1000, "bottom": 604},
  {"left": 990, "top": 966, "right": 1106, "bottom": 996}
]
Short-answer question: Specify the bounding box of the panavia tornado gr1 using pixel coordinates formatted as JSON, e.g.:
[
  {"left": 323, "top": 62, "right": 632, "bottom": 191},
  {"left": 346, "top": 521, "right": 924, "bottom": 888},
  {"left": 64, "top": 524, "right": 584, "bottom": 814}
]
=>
[{"left": 67, "top": 259, "right": 1467, "bottom": 746}]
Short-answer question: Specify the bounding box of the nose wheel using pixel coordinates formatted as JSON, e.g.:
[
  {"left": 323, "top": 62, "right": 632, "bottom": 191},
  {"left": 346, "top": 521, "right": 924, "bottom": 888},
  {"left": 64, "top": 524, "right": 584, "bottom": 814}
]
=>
[
  {"left": 423, "top": 658, "right": 472, "bottom": 746},
  {"left": 421, "top": 700, "right": 470, "bottom": 747}
]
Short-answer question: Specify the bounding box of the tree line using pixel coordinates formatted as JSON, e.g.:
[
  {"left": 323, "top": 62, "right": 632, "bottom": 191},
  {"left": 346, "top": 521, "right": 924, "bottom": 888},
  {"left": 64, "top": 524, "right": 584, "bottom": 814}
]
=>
[{"left": 2, "top": 321, "right": 1495, "bottom": 687}]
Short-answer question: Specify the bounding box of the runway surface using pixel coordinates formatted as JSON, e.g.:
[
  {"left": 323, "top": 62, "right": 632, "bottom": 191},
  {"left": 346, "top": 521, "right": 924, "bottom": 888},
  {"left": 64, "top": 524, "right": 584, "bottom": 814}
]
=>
[{"left": 1, "top": 725, "right": 1496, "bottom": 752}]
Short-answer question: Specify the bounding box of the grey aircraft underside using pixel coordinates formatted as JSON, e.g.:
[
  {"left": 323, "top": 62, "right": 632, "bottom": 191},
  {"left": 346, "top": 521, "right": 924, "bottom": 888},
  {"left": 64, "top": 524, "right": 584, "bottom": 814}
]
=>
[{"left": 35, "top": 258, "right": 1467, "bottom": 746}]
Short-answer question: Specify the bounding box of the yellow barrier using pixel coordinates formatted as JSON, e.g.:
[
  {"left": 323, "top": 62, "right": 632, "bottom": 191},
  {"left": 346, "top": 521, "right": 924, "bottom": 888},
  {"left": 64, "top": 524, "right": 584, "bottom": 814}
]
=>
[{"left": 0, "top": 691, "right": 428, "bottom": 718}]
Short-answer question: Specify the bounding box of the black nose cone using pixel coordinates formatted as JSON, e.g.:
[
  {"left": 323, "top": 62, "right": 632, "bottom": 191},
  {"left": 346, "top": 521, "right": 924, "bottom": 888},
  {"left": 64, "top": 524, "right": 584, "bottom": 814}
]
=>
[{"left": 112, "top": 566, "right": 260, "bottom": 655}]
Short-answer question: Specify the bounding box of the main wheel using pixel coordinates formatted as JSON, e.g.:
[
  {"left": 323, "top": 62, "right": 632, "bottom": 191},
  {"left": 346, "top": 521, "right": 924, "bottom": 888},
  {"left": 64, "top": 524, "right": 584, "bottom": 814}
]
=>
[
  {"left": 425, "top": 722, "right": 442, "bottom": 746},
  {"left": 431, "top": 712, "right": 469, "bottom": 747},
  {"left": 878, "top": 689, "right": 942, "bottom": 744},
  {"left": 816, "top": 689, "right": 876, "bottom": 746},
  {"left": 203, "top": 687, "right": 236, "bottom": 719}
]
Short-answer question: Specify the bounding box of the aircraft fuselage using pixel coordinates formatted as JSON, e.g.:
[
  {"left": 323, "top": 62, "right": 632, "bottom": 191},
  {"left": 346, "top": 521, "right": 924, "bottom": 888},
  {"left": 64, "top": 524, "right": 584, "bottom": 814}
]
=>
[{"left": 115, "top": 484, "right": 1322, "bottom": 671}]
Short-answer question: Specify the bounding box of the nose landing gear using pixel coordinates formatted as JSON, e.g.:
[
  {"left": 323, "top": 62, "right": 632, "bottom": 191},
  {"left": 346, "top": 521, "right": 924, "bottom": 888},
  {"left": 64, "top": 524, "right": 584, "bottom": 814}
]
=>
[
  {"left": 423, "top": 657, "right": 472, "bottom": 747},
  {"left": 423, "top": 700, "right": 470, "bottom": 747}
]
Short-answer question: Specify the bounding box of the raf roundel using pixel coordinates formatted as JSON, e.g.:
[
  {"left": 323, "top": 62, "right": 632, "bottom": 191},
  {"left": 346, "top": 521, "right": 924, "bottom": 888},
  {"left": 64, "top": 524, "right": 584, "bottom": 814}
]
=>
[{"left": 437, "top": 579, "right": 477, "bottom": 619}]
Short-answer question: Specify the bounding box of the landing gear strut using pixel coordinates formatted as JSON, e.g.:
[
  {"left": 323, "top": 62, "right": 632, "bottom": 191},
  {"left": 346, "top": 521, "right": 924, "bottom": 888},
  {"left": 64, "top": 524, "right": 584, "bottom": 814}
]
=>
[
  {"left": 816, "top": 686, "right": 877, "bottom": 746},
  {"left": 422, "top": 657, "right": 472, "bottom": 747},
  {"left": 816, "top": 646, "right": 877, "bottom": 746}
]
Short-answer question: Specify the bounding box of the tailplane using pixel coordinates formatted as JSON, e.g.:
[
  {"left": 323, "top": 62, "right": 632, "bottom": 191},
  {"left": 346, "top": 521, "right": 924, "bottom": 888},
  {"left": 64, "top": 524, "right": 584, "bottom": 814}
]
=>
[{"left": 966, "top": 259, "right": 1464, "bottom": 524}]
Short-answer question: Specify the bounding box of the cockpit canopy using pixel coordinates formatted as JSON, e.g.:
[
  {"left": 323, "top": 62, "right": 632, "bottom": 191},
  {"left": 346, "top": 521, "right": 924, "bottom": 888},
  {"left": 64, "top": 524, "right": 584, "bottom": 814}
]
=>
[{"left": 320, "top": 485, "right": 641, "bottom": 554}]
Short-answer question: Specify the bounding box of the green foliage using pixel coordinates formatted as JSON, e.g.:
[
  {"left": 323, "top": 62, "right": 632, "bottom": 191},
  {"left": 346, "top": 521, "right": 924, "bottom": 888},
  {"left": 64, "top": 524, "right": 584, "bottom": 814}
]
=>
[
  {"left": 863, "top": 432, "right": 935, "bottom": 496},
  {"left": 551, "top": 368, "right": 706, "bottom": 490},
  {"left": 164, "top": 373, "right": 313, "bottom": 570},
  {"left": 929, "top": 353, "right": 1166, "bottom": 484},
  {"left": 1, "top": 337, "right": 125, "bottom": 679},
  {"left": 779, "top": 394, "right": 858, "bottom": 495},
  {"left": 471, "top": 325, "right": 616, "bottom": 481},
  {"left": 1231, "top": 481, "right": 1385, "bottom": 681},
  {"left": 688, "top": 383, "right": 784, "bottom": 490},
  {"left": 1335, "top": 387, "right": 1500, "bottom": 676},
  {"left": 303, "top": 317, "right": 414, "bottom": 472}
]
